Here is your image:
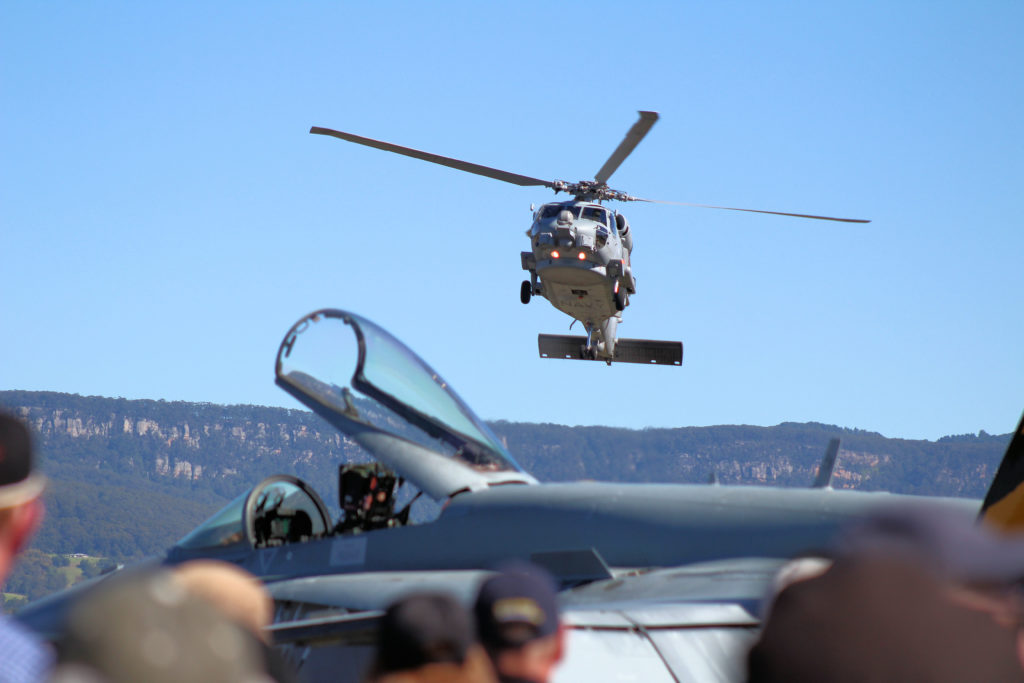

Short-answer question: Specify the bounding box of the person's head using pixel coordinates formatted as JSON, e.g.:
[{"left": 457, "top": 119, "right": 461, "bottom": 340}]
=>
[
  {"left": 840, "top": 503, "right": 1024, "bottom": 671},
  {"left": 749, "top": 554, "right": 1024, "bottom": 682},
  {"left": 55, "top": 570, "right": 268, "bottom": 683},
  {"left": 0, "top": 412, "right": 46, "bottom": 579},
  {"left": 171, "top": 560, "right": 274, "bottom": 644},
  {"left": 474, "top": 563, "right": 564, "bottom": 683},
  {"left": 749, "top": 504, "right": 1024, "bottom": 681},
  {"left": 837, "top": 503, "right": 1024, "bottom": 586},
  {"left": 371, "top": 592, "right": 494, "bottom": 683}
]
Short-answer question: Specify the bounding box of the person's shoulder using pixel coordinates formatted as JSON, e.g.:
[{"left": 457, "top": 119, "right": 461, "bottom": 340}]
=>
[{"left": 0, "top": 614, "right": 53, "bottom": 683}]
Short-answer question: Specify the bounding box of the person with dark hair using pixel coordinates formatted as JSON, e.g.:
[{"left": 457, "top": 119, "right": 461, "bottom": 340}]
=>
[
  {"left": 748, "top": 504, "right": 1024, "bottom": 682},
  {"left": 368, "top": 592, "right": 495, "bottom": 683},
  {"left": 473, "top": 564, "right": 564, "bottom": 683},
  {"left": 0, "top": 412, "right": 51, "bottom": 682}
]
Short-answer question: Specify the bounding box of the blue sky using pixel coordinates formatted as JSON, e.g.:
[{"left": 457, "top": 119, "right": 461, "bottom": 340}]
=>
[{"left": 2, "top": 2, "right": 1021, "bottom": 441}]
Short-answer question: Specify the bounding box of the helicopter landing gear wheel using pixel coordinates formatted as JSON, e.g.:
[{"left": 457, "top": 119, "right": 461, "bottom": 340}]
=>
[{"left": 520, "top": 281, "right": 532, "bottom": 304}]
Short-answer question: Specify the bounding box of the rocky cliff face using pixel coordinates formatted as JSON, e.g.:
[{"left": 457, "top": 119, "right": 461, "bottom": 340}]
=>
[
  {"left": 1, "top": 392, "right": 365, "bottom": 487},
  {"left": 0, "top": 391, "right": 1010, "bottom": 499}
]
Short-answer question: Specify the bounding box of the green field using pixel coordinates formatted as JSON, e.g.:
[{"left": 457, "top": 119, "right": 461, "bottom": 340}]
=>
[{"left": 2, "top": 551, "right": 109, "bottom": 614}]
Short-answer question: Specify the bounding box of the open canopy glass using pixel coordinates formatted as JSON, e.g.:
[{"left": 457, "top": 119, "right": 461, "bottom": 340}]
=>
[{"left": 274, "top": 309, "right": 528, "bottom": 480}]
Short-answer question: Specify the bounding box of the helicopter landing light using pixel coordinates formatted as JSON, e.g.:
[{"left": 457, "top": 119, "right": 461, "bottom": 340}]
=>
[{"left": 577, "top": 252, "right": 587, "bottom": 261}]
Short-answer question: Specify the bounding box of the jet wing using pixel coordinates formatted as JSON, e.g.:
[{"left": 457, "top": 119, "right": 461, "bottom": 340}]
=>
[
  {"left": 267, "top": 569, "right": 491, "bottom": 616},
  {"left": 265, "top": 559, "right": 777, "bottom": 683}
]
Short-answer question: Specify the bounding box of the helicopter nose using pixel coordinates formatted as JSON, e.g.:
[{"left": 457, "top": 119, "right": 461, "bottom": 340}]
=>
[{"left": 556, "top": 224, "right": 576, "bottom": 246}]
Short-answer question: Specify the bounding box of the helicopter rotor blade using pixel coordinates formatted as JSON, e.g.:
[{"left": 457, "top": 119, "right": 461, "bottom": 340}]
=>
[
  {"left": 634, "top": 198, "right": 870, "bottom": 223},
  {"left": 311, "top": 126, "right": 555, "bottom": 189},
  {"left": 594, "top": 111, "right": 659, "bottom": 186}
]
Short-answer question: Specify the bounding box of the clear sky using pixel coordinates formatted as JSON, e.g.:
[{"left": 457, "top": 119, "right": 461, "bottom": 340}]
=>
[{"left": 2, "top": 2, "right": 1021, "bottom": 441}]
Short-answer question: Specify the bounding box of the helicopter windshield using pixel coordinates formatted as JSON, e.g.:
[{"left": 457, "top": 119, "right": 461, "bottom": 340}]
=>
[
  {"left": 275, "top": 310, "right": 523, "bottom": 475},
  {"left": 580, "top": 206, "right": 609, "bottom": 226},
  {"left": 539, "top": 204, "right": 581, "bottom": 220}
]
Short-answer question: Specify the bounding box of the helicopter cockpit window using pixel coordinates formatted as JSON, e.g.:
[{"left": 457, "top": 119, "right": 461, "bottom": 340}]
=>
[
  {"left": 581, "top": 207, "right": 608, "bottom": 226},
  {"left": 539, "top": 204, "right": 582, "bottom": 220}
]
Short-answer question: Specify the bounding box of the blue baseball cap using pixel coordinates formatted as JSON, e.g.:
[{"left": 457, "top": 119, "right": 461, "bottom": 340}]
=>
[{"left": 474, "top": 563, "right": 560, "bottom": 650}]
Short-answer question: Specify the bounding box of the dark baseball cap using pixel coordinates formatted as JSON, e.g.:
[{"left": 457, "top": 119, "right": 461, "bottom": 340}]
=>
[
  {"left": 474, "top": 563, "right": 560, "bottom": 650},
  {"left": 373, "top": 592, "right": 476, "bottom": 674},
  {"left": 0, "top": 412, "right": 45, "bottom": 508},
  {"left": 749, "top": 556, "right": 1024, "bottom": 682},
  {"left": 836, "top": 503, "right": 1024, "bottom": 584}
]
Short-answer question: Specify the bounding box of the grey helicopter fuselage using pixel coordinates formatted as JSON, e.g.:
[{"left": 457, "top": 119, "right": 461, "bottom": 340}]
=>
[{"left": 522, "top": 201, "right": 636, "bottom": 356}]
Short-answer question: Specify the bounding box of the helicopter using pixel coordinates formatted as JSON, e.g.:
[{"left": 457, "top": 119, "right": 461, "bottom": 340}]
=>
[{"left": 310, "top": 112, "right": 869, "bottom": 366}]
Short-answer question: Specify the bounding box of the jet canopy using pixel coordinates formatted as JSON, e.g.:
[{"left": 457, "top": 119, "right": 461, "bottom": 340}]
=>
[
  {"left": 273, "top": 309, "right": 534, "bottom": 500},
  {"left": 174, "top": 475, "right": 332, "bottom": 554}
]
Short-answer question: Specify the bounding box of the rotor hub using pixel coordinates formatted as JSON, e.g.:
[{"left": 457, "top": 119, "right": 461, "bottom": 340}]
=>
[{"left": 553, "top": 179, "right": 637, "bottom": 203}]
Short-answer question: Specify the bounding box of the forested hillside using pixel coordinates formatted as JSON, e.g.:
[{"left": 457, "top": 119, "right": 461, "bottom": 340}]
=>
[
  {"left": 498, "top": 420, "right": 1008, "bottom": 495},
  {"left": 0, "top": 391, "right": 1011, "bottom": 569}
]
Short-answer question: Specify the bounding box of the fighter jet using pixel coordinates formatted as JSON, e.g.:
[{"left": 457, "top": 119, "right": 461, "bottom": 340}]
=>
[{"left": 18, "top": 308, "right": 1022, "bottom": 682}]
